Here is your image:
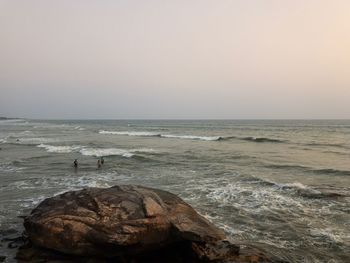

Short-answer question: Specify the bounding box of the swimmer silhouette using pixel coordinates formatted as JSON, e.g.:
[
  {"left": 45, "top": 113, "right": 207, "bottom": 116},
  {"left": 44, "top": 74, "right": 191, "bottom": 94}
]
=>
[{"left": 73, "top": 159, "right": 78, "bottom": 168}]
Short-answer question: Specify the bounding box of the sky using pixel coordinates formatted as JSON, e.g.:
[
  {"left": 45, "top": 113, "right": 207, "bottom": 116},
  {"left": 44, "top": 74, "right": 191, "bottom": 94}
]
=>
[{"left": 0, "top": 0, "right": 349, "bottom": 119}]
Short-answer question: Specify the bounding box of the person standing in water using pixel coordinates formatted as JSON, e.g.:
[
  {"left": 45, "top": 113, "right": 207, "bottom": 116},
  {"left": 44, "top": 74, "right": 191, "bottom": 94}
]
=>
[
  {"left": 73, "top": 159, "right": 78, "bottom": 172},
  {"left": 101, "top": 157, "right": 104, "bottom": 165},
  {"left": 73, "top": 159, "right": 78, "bottom": 168},
  {"left": 97, "top": 159, "right": 101, "bottom": 169}
]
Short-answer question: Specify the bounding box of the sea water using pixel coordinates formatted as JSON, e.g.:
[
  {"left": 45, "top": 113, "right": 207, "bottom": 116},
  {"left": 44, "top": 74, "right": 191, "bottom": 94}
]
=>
[{"left": 0, "top": 119, "right": 349, "bottom": 262}]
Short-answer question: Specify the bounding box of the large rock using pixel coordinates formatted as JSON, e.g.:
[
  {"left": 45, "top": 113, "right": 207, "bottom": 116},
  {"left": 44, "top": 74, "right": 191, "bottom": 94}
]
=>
[{"left": 19, "top": 185, "right": 277, "bottom": 262}]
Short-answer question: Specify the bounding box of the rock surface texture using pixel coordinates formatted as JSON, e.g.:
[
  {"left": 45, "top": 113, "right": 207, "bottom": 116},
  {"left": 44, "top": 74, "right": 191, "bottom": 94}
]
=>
[{"left": 18, "top": 185, "right": 281, "bottom": 262}]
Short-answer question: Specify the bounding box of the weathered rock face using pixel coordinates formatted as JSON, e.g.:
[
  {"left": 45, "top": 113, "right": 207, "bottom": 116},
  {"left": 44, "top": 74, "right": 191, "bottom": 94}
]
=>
[{"left": 19, "top": 185, "right": 277, "bottom": 262}]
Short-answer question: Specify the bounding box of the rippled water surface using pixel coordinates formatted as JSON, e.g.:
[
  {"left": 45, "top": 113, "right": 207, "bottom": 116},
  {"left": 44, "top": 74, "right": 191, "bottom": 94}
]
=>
[{"left": 0, "top": 119, "right": 349, "bottom": 262}]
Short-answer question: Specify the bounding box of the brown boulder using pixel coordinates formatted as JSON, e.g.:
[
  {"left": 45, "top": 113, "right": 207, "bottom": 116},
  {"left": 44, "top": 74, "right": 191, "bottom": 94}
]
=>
[{"left": 20, "top": 185, "right": 278, "bottom": 262}]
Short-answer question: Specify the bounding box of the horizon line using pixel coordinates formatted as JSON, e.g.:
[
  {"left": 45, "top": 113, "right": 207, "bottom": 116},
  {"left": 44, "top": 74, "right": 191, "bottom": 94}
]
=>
[{"left": 6, "top": 117, "right": 350, "bottom": 121}]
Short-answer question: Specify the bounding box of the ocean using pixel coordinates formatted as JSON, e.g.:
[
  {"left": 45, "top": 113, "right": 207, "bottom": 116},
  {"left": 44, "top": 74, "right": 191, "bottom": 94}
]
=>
[{"left": 0, "top": 119, "right": 349, "bottom": 262}]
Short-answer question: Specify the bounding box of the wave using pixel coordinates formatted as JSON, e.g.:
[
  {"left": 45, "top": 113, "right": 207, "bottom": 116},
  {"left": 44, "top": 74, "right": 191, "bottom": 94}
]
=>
[
  {"left": 244, "top": 176, "right": 346, "bottom": 199},
  {"left": 265, "top": 163, "right": 309, "bottom": 171},
  {"left": 31, "top": 122, "right": 77, "bottom": 130},
  {"left": 161, "top": 134, "right": 221, "bottom": 141},
  {"left": 0, "top": 163, "right": 24, "bottom": 173},
  {"left": 0, "top": 119, "right": 27, "bottom": 124},
  {"left": 14, "top": 137, "right": 58, "bottom": 145},
  {"left": 265, "top": 163, "right": 350, "bottom": 176},
  {"left": 74, "top": 126, "right": 85, "bottom": 131},
  {"left": 278, "top": 182, "right": 309, "bottom": 190},
  {"left": 99, "top": 130, "right": 161, "bottom": 137},
  {"left": 18, "top": 196, "right": 47, "bottom": 208},
  {"left": 37, "top": 144, "right": 82, "bottom": 153},
  {"left": 217, "top": 136, "right": 237, "bottom": 141},
  {"left": 305, "top": 142, "right": 347, "bottom": 148},
  {"left": 0, "top": 118, "right": 23, "bottom": 122},
  {"left": 79, "top": 147, "right": 155, "bottom": 157},
  {"left": 98, "top": 130, "right": 289, "bottom": 143},
  {"left": 36, "top": 143, "right": 155, "bottom": 158},
  {"left": 322, "top": 150, "right": 350, "bottom": 156},
  {"left": 277, "top": 182, "right": 346, "bottom": 199},
  {"left": 240, "top": 137, "right": 285, "bottom": 143},
  {"left": 19, "top": 130, "right": 33, "bottom": 135},
  {"left": 316, "top": 168, "right": 350, "bottom": 176},
  {"left": 205, "top": 180, "right": 306, "bottom": 212},
  {"left": 99, "top": 130, "right": 221, "bottom": 141}
]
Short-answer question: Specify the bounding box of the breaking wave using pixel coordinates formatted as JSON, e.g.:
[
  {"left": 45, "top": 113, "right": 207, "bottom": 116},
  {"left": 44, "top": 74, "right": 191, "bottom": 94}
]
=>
[
  {"left": 161, "top": 134, "right": 221, "bottom": 141},
  {"left": 37, "top": 144, "right": 82, "bottom": 153},
  {"left": 274, "top": 182, "right": 345, "bottom": 199},
  {"left": 79, "top": 147, "right": 155, "bottom": 157},
  {"left": 99, "top": 130, "right": 161, "bottom": 137},
  {"left": 0, "top": 163, "right": 24, "bottom": 173},
  {"left": 13, "top": 137, "right": 58, "bottom": 145},
  {"left": 99, "top": 130, "right": 221, "bottom": 141},
  {"left": 36, "top": 143, "right": 155, "bottom": 158},
  {"left": 98, "top": 130, "right": 287, "bottom": 143},
  {"left": 240, "top": 137, "right": 285, "bottom": 143},
  {"left": 241, "top": 176, "right": 348, "bottom": 199}
]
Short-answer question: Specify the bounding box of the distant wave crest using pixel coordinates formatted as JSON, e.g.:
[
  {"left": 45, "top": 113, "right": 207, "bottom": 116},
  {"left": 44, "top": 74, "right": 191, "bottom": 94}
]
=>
[
  {"left": 37, "top": 144, "right": 82, "bottom": 153},
  {"left": 241, "top": 137, "right": 284, "bottom": 143},
  {"left": 80, "top": 147, "right": 155, "bottom": 157},
  {"left": 99, "top": 130, "right": 161, "bottom": 137},
  {"left": 98, "top": 130, "right": 287, "bottom": 143},
  {"left": 161, "top": 134, "right": 221, "bottom": 141},
  {"left": 37, "top": 143, "right": 155, "bottom": 158},
  {"left": 99, "top": 130, "right": 221, "bottom": 141}
]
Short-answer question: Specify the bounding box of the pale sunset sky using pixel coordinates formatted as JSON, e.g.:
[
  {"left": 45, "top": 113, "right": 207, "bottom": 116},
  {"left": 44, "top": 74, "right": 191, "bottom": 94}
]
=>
[{"left": 0, "top": 0, "right": 349, "bottom": 119}]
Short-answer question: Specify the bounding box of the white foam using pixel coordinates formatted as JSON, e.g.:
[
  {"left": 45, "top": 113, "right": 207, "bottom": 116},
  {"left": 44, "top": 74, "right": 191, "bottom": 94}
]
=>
[
  {"left": 309, "top": 228, "right": 345, "bottom": 243},
  {"left": 161, "top": 134, "right": 220, "bottom": 141},
  {"left": 21, "top": 130, "right": 32, "bottom": 134},
  {"left": 36, "top": 143, "right": 155, "bottom": 157},
  {"left": 50, "top": 172, "right": 131, "bottom": 193},
  {"left": 276, "top": 182, "right": 323, "bottom": 196},
  {"left": 204, "top": 179, "right": 307, "bottom": 213},
  {"left": 80, "top": 148, "right": 132, "bottom": 157},
  {"left": 282, "top": 182, "right": 308, "bottom": 189},
  {"left": 15, "top": 137, "right": 57, "bottom": 145},
  {"left": 0, "top": 163, "right": 24, "bottom": 172},
  {"left": 99, "top": 130, "right": 160, "bottom": 136},
  {"left": 0, "top": 119, "right": 25, "bottom": 123},
  {"left": 30, "top": 122, "right": 71, "bottom": 129},
  {"left": 18, "top": 196, "right": 47, "bottom": 208},
  {"left": 79, "top": 147, "right": 154, "bottom": 157},
  {"left": 99, "top": 130, "right": 220, "bottom": 141},
  {"left": 37, "top": 144, "right": 82, "bottom": 153}
]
